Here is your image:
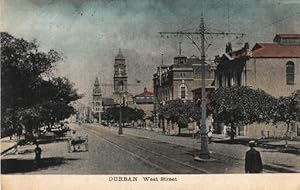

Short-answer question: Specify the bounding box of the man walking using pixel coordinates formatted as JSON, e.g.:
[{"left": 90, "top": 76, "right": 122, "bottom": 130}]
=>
[
  {"left": 34, "top": 143, "right": 42, "bottom": 166},
  {"left": 245, "top": 140, "right": 263, "bottom": 173}
]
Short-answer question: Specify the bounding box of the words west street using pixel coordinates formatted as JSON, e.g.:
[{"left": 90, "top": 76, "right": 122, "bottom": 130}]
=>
[{"left": 108, "top": 176, "right": 178, "bottom": 182}]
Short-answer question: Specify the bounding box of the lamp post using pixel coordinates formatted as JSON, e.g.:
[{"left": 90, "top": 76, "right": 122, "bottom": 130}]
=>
[
  {"left": 118, "top": 92, "right": 124, "bottom": 135},
  {"left": 98, "top": 96, "right": 102, "bottom": 125}
]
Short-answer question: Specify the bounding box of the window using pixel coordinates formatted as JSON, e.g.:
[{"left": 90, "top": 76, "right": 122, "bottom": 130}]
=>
[
  {"left": 286, "top": 61, "right": 295, "bottom": 85},
  {"left": 218, "top": 75, "right": 222, "bottom": 87},
  {"left": 227, "top": 73, "right": 231, "bottom": 87},
  {"left": 237, "top": 73, "right": 242, "bottom": 86},
  {"left": 180, "top": 85, "right": 187, "bottom": 99}
]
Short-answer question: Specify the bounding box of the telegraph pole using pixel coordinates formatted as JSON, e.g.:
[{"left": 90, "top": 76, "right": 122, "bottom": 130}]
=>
[
  {"left": 99, "top": 95, "right": 102, "bottom": 125},
  {"left": 159, "top": 16, "right": 245, "bottom": 159},
  {"left": 199, "top": 16, "right": 209, "bottom": 158},
  {"left": 119, "top": 92, "right": 123, "bottom": 135}
]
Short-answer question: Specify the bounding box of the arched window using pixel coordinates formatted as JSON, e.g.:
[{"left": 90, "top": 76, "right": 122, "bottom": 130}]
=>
[
  {"left": 118, "top": 81, "right": 124, "bottom": 91},
  {"left": 179, "top": 84, "right": 187, "bottom": 99},
  {"left": 286, "top": 61, "right": 295, "bottom": 85}
]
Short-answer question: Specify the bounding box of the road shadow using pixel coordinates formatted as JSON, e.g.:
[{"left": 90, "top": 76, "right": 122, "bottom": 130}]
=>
[
  {"left": 1, "top": 157, "right": 79, "bottom": 174},
  {"left": 277, "top": 147, "right": 299, "bottom": 155},
  {"left": 213, "top": 138, "right": 300, "bottom": 155},
  {"left": 263, "top": 164, "right": 298, "bottom": 173},
  {"left": 177, "top": 133, "right": 193, "bottom": 137},
  {"left": 213, "top": 138, "right": 253, "bottom": 145}
]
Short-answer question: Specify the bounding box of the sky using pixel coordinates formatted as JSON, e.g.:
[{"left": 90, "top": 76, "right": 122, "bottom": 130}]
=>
[{"left": 1, "top": 0, "right": 300, "bottom": 104}]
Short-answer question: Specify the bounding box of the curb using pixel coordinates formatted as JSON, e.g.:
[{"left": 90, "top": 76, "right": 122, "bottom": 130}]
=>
[
  {"left": 123, "top": 127, "right": 300, "bottom": 173},
  {"left": 1, "top": 144, "right": 17, "bottom": 155},
  {"left": 264, "top": 163, "right": 299, "bottom": 173},
  {"left": 85, "top": 124, "right": 300, "bottom": 173}
]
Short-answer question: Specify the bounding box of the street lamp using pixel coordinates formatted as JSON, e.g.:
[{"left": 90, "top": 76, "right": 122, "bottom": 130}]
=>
[
  {"left": 118, "top": 92, "right": 125, "bottom": 135},
  {"left": 98, "top": 96, "right": 102, "bottom": 125}
]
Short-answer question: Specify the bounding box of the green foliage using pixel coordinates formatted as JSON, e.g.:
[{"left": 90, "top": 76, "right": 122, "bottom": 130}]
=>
[
  {"left": 38, "top": 77, "right": 81, "bottom": 126},
  {"left": 1, "top": 32, "right": 81, "bottom": 134},
  {"left": 208, "top": 87, "right": 277, "bottom": 139},
  {"left": 272, "top": 92, "right": 300, "bottom": 130},
  {"left": 102, "top": 106, "right": 145, "bottom": 123},
  {"left": 1, "top": 32, "right": 61, "bottom": 110},
  {"left": 158, "top": 100, "right": 201, "bottom": 128}
]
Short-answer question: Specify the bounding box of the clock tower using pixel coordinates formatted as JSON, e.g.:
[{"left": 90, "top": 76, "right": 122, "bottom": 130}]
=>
[
  {"left": 92, "top": 77, "right": 102, "bottom": 123},
  {"left": 113, "top": 48, "right": 128, "bottom": 94}
]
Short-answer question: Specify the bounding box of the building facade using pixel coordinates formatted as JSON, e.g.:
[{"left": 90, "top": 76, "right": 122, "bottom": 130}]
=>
[
  {"left": 133, "top": 88, "right": 154, "bottom": 119},
  {"left": 153, "top": 54, "right": 215, "bottom": 104},
  {"left": 153, "top": 53, "right": 215, "bottom": 132},
  {"left": 214, "top": 34, "right": 300, "bottom": 138}
]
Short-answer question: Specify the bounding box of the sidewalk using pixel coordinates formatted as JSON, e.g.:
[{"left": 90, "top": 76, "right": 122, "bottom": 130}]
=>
[
  {"left": 1, "top": 137, "right": 17, "bottom": 155},
  {"left": 105, "top": 126, "right": 299, "bottom": 173}
]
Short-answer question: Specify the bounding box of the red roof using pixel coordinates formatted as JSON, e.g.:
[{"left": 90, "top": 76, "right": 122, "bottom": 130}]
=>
[
  {"left": 252, "top": 43, "right": 300, "bottom": 58},
  {"left": 135, "top": 89, "right": 154, "bottom": 97},
  {"left": 275, "top": 34, "right": 300, "bottom": 39}
]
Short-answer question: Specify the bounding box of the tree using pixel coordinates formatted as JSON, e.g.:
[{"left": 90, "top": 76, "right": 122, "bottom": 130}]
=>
[
  {"left": 38, "top": 77, "right": 81, "bottom": 129},
  {"left": 102, "top": 106, "right": 145, "bottom": 123},
  {"left": 208, "top": 87, "right": 277, "bottom": 140},
  {"left": 158, "top": 100, "right": 201, "bottom": 135},
  {"left": 1, "top": 32, "right": 80, "bottom": 138},
  {"left": 272, "top": 92, "right": 300, "bottom": 144}
]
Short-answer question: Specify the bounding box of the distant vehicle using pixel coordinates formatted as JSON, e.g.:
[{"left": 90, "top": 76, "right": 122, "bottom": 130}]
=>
[
  {"left": 123, "top": 123, "right": 131, "bottom": 127},
  {"left": 37, "top": 131, "right": 56, "bottom": 143},
  {"left": 101, "top": 121, "right": 108, "bottom": 126}
]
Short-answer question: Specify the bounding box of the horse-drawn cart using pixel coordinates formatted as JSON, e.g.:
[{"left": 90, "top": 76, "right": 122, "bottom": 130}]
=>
[{"left": 67, "top": 135, "right": 89, "bottom": 152}]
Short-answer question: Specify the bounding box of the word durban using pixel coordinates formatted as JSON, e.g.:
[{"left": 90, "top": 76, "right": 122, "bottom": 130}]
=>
[{"left": 108, "top": 176, "right": 178, "bottom": 182}]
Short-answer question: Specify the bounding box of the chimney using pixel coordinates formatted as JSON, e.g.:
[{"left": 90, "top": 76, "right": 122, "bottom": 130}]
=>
[{"left": 225, "top": 42, "right": 232, "bottom": 53}]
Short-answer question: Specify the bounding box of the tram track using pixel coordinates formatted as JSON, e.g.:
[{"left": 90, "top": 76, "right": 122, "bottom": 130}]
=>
[{"left": 84, "top": 125, "right": 208, "bottom": 174}]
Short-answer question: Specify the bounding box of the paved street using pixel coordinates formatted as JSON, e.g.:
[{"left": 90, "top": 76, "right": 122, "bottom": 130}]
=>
[
  {"left": 117, "top": 126, "right": 300, "bottom": 173},
  {"left": 1, "top": 123, "right": 239, "bottom": 174},
  {"left": 1, "top": 123, "right": 299, "bottom": 174},
  {"left": 2, "top": 124, "right": 161, "bottom": 174}
]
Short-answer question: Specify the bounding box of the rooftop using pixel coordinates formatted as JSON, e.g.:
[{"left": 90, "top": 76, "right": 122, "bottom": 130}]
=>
[
  {"left": 115, "top": 48, "right": 125, "bottom": 60},
  {"left": 135, "top": 88, "right": 154, "bottom": 97},
  {"left": 252, "top": 43, "right": 300, "bottom": 58},
  {"left": 274, "top": 34, "right": 300, "bottom": 39}
]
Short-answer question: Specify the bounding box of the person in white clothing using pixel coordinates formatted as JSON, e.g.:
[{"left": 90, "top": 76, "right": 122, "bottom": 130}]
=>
[{"left": 207, "top": 129, "right": 213, "bottom": 144}]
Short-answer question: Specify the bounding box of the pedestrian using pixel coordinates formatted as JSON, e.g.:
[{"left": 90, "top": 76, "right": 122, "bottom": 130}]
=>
[
  {"left": 8, "top": 124, "right": 14, "bottom": 140},
  {"left": 245, "top": 140, "right": 263, "bottom": 173},
  {"left": 16, "top": 126, "right": 23, "bottom": 141},
  {"left": 70, "top": 130, "right": 77, "bottom": 152},
  {"left": 34, "top": 143, "right": 42, "bottom": 165},
  {"left": 207, "top": 129, "right": 213, "bottom": 144}
]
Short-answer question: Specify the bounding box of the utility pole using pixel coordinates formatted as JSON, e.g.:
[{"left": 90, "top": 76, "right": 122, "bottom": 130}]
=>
[
  {"left": 99, "top": 97, "right": 102, "bottom": 125},
  {"left": 119, "top": 92, "right": 123, "bottom": 135},
  {"left": 154, "top": 54, "right": 164, "bottom": 129},
  {"left": 199, "top": 16, "right": 209, "bottom": 158},
  {"left": 159, "top": 16, "right": 245, "bottom": 159}
]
